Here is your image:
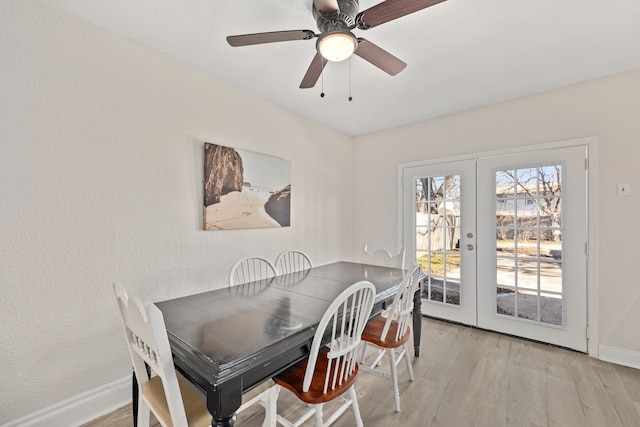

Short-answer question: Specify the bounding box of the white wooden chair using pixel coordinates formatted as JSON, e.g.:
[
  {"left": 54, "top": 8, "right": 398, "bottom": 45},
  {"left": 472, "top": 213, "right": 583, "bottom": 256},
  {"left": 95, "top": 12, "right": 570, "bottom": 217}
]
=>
[
  {"left": 360, "top": 245, "right": 406, "bottom": 363},
  {"left": 361, "top": 244, "right": 405, "bottom": 269},
  {"left": 229, "top": 257, "right": 277, "bottom": 286},
  {"left": 114, "top": 283, "right": 278, "bottom": 427},
  {"left": 273, "top": 281, "right": 376, "bottom": 427},
  {"left": 359, "top": 264, "right": 422, "bottom": 412},
  {"left": 275, "top": 250, "right": 312, "bottom": 274}
]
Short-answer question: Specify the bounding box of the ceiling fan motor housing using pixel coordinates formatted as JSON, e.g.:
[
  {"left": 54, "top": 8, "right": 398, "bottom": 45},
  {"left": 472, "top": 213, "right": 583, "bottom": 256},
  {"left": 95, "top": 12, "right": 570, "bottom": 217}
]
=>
[{"left": 313, "top": 0, "right": 359, "bottom": 33}]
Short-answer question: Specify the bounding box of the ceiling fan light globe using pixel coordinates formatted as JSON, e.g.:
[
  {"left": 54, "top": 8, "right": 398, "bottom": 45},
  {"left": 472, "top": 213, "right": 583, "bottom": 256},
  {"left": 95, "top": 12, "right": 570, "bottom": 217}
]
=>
[{"left": 317, "top": 32, "right": 357, "bottom": 62}]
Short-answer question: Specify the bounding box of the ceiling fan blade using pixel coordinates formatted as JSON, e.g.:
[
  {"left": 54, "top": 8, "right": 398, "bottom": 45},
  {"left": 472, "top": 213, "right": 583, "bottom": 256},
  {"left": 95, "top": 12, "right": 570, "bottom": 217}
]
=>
[
  {"left": 300, "top": 53, "right": 328, "bottom": 89},
  {"left": 313, "top": 0, "right": 340, "bottom": 13},
  {"left": 354, "top": 39, "right": 407, "bottom": 76},
  {"left": 357, "top": 0, "right": 446, "bottom": 29},
  {"left": 227, "top": 30, "right": 315, "bottom": 47}
]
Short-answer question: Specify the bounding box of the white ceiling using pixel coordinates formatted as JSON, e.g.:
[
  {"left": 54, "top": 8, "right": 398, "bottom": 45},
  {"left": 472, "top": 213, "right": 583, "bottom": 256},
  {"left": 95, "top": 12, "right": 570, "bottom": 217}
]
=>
[{"left": 40, "top": 0, "right": 640, "bottom": 136}]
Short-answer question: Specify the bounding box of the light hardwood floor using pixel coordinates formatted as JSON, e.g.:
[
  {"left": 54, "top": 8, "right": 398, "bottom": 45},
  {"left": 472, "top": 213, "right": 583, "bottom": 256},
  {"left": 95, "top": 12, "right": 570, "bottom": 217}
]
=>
[{"left": 84, "top": 317, "right": 640, "bottom": 427}]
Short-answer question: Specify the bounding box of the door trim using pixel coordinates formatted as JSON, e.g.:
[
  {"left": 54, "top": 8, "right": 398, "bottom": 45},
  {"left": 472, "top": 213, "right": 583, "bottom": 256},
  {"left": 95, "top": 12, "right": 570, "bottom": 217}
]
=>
[{"left": 397, "top": 136, "right": 599, "bottom": 356}]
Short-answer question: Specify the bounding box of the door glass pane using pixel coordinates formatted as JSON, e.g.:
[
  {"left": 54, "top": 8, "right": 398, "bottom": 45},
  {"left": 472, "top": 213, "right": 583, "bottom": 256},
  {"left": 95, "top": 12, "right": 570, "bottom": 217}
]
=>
[
  {"left": 416, "top": 175, "right": 461, "bottom": 306},
  {"left": 494, "top": 165, "right": 564, "bottom": 326}
]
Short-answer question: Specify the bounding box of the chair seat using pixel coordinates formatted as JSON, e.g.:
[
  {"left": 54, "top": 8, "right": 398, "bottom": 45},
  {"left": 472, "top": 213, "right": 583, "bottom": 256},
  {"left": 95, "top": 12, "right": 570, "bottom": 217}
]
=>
[
  {"left": 144, "top": 375, "right": 211, "bottom": 427},
  {"left": 274, "top": 348, "right": 359, "bottom": 405},
  {"left": 361, "top": 316, "right": 411, "bottom": 348}
]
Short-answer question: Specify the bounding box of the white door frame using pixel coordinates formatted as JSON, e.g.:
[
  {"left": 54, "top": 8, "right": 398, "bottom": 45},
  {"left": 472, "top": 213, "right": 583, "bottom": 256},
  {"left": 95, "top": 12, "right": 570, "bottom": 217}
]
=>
[{"left": 397, "top": 136, "right": 599, "bottom": 356}]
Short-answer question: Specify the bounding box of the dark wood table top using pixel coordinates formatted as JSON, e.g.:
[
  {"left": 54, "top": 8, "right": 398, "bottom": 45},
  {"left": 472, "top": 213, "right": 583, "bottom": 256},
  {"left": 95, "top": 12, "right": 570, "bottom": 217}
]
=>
[{"left": 155, "top": 261, "right": 409, "bottom": 425}]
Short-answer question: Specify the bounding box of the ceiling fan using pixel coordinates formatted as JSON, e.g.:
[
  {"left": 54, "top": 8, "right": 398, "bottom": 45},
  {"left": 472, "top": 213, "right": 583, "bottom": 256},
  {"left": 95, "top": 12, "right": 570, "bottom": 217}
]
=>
[{"left": 226, "top": 0, "right": 447, "bottom": 89}]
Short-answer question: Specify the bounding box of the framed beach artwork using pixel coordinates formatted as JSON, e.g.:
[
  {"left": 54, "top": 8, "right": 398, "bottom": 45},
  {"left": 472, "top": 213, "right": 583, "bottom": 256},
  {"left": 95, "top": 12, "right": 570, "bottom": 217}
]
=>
[{"left": 203, "top": 142, "right": 291, "bottom": 230}]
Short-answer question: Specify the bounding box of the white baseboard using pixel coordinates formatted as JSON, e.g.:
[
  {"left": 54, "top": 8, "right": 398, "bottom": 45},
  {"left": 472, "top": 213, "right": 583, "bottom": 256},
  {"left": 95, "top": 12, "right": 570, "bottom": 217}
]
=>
[
  {"left": 599, "top": 344, "right": 640, "bottom": 370},
  {"left": 2, "top": 376, "right": 131, "bottom": 427}
]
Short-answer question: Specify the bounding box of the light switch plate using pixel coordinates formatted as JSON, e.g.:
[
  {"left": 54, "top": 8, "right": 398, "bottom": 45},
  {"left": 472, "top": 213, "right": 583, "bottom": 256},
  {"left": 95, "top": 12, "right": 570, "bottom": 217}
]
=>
[{"left": 617, "top": 183, "right": 631, "bottom": 196}]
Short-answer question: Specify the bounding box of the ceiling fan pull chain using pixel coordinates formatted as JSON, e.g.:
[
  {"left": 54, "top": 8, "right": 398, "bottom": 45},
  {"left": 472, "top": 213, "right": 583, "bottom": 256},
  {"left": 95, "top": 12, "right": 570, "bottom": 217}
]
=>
[
  {"left": 348, "top": 57, "right": 353, "bottom": 101},
  {"left": 320, "top": 56, "right": 325, "bottom": 98}
]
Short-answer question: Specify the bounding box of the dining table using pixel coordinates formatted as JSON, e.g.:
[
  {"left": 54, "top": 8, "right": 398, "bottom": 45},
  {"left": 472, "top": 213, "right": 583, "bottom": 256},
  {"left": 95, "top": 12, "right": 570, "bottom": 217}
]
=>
[{"left": 154, "top": 261, "right": 422, "bottom": 427}]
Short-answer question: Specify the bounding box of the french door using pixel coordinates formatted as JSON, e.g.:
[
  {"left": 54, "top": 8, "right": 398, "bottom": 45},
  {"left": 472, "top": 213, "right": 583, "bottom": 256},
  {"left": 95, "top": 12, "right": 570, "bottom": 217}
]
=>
[
  {"left": 401, "top": 145, "right": 588, "bottom": 351},
  {"left": 402, "top": 160, "right": 477, "bottom": 326}
]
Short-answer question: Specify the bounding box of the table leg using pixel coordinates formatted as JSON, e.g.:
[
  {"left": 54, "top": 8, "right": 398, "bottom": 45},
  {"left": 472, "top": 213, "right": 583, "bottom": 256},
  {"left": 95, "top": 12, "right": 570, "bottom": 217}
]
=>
[
  {"left": 413, "top": 288, "right": 422, "bottom": 357},
  {"left": 132, "top": 364, "right": 152, "bottom": 426},
  {"left": 132, "top": 371, "right": 138, "bottom": 427},
  {"left": 207, "top": 380, "right": 242, "bottom": 427},
  {"left": 211, "top": 416, "right": 237, "bottom": 427}
]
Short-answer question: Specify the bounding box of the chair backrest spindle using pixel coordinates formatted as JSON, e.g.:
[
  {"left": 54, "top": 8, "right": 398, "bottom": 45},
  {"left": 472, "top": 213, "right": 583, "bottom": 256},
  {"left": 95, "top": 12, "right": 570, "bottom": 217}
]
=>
[
  {"left": 302, "top": 281, "right": 376, "bottom": 393},
  {"left": 229, "top": 257, "right": 277, "bottom": 286},
  {"left": 380, "top": 264, "right": 421, "bottom": 342},
  {"left": 275, "top": 250, "right": 312, "bottom": 275}
]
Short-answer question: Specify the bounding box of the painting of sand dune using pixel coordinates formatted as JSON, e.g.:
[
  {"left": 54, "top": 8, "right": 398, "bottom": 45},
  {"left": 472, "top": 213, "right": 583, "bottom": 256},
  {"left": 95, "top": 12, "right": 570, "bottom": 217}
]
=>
[{"left": 203, "top": 142, "right": 291, "bottom": 230}]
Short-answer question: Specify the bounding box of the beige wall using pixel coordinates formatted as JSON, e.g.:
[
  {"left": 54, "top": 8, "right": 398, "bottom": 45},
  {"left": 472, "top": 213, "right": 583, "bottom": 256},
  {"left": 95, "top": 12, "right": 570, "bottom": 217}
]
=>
[
  {"left": 353, "top": 67, "right": 640, "bottom": 356},
  {"left": 0, "top": 1, "right": 353, "bottom": 423}
]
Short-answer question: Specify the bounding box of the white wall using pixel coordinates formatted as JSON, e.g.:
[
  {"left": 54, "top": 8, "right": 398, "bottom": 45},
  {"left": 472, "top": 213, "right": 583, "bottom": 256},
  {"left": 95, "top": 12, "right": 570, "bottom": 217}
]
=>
[
  {"left": 4, "top": 0, "right": 640, "bottom": 424},
  {"left": 353, "top": 68, "right": 640, "bottom": 356},
  {"left": 0, "top": 1, "right": 354, "bottom": 423}
]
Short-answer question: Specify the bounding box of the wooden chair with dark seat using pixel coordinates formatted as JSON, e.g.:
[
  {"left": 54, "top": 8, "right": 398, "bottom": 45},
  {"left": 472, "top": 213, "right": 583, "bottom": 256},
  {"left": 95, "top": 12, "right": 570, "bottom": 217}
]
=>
[
  {"left": 275, "top": 250, "right": 312, "bottom": 274},
  {"left": 359, "top": 245, "right": 407, "bottom": 366},
  {"left": 114, "top": 283, "right": 278, "bottom": 427},
  {"left": 273, "top": 281, "right": 376, "bottom": 427},
  {"left": 359, "top": 264, "right": 421, "bottom": 413}
]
